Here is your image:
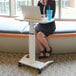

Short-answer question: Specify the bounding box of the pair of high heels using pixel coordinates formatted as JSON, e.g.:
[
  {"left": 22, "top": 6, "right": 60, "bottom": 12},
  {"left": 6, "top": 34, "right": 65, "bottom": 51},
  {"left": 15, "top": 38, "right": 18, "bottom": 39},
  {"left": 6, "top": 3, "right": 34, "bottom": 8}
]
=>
[{"left": 39, "top": 47, "right": 52, "bottom": 59}]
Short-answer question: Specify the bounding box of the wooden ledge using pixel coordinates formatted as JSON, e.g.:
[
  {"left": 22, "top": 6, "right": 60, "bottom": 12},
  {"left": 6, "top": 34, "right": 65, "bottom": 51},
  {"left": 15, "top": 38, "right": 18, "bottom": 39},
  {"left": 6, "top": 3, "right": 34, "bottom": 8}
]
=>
[
  {"left": 0, "top": 33, "right": 76, "bottom": 39},
  {"left": 47, "top": 33, "right": 76, "bottom": 39},
  {"left": 0, "top": 33, "right": 28, "bottom": 38}
]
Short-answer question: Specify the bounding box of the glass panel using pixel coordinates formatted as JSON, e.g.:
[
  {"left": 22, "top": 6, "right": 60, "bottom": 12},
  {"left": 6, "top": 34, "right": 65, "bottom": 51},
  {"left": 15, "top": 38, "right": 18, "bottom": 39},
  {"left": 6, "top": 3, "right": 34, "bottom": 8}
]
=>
[
  {"left": 34, "top": 0, "right": 39, "bottom": 6},
  {"left": 61, "top": 0, "right": 76, "bottom": 19},
  {"left": 34, "top": 0, "right": 58, "bottom": 18},
  {"left": 55, "top": 0, "right": 59, "bottom": 18},
  {"left": 16, "top": 0, "right": 32, "bottom": 16},
  {"left": 0, "top": 0, "right": 9, "bottom": 15}
]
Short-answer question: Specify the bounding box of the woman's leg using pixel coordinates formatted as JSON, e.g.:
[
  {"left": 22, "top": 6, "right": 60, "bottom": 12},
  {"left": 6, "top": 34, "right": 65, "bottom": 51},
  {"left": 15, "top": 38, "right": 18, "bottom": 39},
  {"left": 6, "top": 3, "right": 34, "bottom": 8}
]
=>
[
  {"left": 35, "top": 31, "right": 45, "bottom": 51},
  {"left": 37, "top": 32, "right": 50, "bottom": 51},
  {"left": 35, "top": 31, "right": 45, "bottom": 56},
  {"left": 37, "top": 32, "right": 51, "bottom": 56}
]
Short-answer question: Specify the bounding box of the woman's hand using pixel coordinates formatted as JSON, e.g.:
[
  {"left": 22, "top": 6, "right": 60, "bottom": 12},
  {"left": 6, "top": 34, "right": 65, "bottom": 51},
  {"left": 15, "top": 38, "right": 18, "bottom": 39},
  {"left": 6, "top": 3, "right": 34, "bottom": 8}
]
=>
[{"left": 41, "top": 14, "right": 46, "bottom": 18}]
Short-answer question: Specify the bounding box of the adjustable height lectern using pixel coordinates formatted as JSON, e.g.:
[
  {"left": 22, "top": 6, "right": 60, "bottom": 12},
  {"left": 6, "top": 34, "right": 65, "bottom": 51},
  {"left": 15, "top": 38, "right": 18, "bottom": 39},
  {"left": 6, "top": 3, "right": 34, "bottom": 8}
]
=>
[{"left": 17, "top": 17, "right": 54, "bottom": 74}]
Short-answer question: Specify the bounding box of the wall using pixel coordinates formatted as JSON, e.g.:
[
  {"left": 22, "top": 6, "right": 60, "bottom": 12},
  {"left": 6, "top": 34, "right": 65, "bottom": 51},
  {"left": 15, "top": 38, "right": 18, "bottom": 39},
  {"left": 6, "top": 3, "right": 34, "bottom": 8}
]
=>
[
  {"left": 0, "top": 37, "right": 28, "bottom": 53},
  {"left": 0, "top": 37, "right": 76, "bottom": 54}
]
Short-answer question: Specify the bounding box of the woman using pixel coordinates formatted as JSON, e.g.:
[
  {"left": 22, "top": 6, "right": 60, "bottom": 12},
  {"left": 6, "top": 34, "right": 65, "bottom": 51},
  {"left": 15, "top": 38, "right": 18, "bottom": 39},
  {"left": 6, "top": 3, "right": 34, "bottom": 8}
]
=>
[{"left": 35, "top": 0, "right": 56, "bottom": 59}]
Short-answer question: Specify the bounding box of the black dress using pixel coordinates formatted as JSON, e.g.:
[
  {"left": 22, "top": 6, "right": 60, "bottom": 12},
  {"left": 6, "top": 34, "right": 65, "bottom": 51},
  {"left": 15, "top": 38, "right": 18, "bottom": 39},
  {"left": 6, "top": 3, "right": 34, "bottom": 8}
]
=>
[{"left": 35, "top": 0, "right": 56, "bottom": 36}]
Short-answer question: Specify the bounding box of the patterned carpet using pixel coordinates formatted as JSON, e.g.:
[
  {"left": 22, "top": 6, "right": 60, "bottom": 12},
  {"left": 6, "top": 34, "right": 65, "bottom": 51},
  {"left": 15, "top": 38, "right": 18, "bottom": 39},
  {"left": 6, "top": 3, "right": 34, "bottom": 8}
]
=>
[{"left": 0, "top": 52, "right": 76, "bottom": 76}]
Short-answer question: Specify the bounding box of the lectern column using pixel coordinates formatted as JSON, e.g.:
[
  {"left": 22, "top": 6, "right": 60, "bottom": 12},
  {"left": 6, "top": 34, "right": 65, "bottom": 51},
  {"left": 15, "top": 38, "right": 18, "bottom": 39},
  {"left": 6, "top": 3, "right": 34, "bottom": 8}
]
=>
[{"left": 29, "top": 22, "right": 35, "bottom": 64}]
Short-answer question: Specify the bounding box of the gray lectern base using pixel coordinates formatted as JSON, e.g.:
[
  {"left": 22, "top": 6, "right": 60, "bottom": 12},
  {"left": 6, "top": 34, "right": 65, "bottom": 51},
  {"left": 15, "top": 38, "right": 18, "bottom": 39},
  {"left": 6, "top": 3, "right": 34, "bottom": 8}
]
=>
[{"left": 18, "top": 55, "right": 54, "bottom": 74}]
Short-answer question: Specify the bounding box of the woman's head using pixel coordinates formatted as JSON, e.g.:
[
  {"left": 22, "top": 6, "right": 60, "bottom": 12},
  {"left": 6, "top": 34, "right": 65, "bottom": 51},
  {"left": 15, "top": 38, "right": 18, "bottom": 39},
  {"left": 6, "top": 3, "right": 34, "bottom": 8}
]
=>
[{"left": 43, "top": 0, "right": 47, "bottom": 4}]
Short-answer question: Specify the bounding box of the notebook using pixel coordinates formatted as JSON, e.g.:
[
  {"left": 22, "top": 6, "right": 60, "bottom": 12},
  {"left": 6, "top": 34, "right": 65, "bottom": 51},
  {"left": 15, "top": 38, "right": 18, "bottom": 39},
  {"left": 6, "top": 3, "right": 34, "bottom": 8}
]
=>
[
  {"left": 21, "top": 5, "right": 54, "bottom": 23},
  {"left": 21, "top": 6, "right": 42, "bottom": 21}
]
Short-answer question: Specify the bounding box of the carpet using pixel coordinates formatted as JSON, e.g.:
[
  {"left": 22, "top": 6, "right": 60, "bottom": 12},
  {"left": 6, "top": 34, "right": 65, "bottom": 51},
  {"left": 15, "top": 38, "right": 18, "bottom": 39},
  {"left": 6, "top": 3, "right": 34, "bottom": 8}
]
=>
[{"left": 0, "top": 52, "right": 76, "bottom": 76}]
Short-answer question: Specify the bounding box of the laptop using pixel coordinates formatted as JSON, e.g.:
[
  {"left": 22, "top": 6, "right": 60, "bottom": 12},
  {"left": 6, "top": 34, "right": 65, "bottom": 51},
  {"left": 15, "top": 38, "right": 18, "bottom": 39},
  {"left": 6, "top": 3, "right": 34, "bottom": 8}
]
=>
[
  {"left": 21, "top": 5, "right": 54, "bottom": 23},
  {"left": 21, "top": 5, "right": 42, "bottom": 21}
]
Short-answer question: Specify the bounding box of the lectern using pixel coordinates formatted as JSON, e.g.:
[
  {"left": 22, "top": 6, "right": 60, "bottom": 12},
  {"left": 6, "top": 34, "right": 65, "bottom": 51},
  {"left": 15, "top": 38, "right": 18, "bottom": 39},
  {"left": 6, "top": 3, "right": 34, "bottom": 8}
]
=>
[{"left": 16, "top": 17, "right": 54, "bottom": 74}]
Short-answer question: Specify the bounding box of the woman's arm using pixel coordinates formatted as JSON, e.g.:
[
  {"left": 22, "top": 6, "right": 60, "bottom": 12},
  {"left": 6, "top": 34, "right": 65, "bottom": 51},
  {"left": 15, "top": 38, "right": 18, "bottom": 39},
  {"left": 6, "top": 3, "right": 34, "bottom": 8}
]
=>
[{"left": 37, "top": 1, "right": 44, "bottom": 14}]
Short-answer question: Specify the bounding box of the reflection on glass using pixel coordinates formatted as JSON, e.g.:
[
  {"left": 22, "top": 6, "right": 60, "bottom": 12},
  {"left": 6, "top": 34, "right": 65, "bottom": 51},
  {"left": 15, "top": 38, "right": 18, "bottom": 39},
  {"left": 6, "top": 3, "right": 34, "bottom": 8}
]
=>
[
  {"left": 55, "top": 0, "right": 59, "bottom": 18},
  {"left": 61, "top": 0, "right": 76, "bottom": 19}
]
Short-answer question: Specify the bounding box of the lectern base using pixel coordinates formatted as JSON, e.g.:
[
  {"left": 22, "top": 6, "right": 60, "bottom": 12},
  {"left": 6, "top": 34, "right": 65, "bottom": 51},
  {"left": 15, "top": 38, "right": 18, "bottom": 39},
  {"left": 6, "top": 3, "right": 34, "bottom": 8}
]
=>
[{"left": 18, "top": 55, "right": 54, "bottom": 74}]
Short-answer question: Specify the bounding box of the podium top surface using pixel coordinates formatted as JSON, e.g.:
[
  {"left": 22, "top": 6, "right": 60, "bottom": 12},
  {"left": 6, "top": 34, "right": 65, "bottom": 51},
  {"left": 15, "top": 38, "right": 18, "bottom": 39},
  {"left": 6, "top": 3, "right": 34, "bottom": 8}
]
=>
[{"left": 15, "top": 16, "right": 55, "bottom": 23}]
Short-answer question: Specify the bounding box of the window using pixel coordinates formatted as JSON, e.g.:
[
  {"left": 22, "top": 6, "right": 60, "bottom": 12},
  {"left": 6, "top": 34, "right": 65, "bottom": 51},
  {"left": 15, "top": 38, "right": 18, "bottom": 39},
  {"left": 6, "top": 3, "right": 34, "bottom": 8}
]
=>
[
  {"left": 0, "top": 0, "right": 9, "bottom": 15},
  {"left": 0, "top": 0, "right": 32, "bottom": 16},
  {"left": 55, "top": 0, "right": 59, "bottom": 18},
  {"left": 0, "top": 0, "right": 76, "bottom": 20},
  {"left": 61, "top": 0, "right": 76, "bottom": 19},
  {"left": 16, "top": 0, "right": 32, "bottom": 16},
  {"left": 55, "top": 0, "right": 76, "bottom": 19}
]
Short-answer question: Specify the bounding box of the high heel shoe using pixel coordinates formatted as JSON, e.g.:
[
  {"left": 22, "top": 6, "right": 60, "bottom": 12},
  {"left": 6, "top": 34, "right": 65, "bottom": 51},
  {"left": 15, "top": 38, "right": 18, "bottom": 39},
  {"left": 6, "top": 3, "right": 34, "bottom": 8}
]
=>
[
  {"left": 38, "top": 49, "right": 46, "bottom": 59},
  {"left": 45, "top": 47, "right": 52, "bottom": 58}
]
